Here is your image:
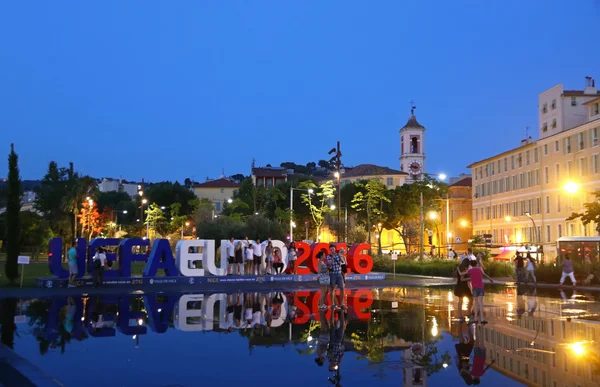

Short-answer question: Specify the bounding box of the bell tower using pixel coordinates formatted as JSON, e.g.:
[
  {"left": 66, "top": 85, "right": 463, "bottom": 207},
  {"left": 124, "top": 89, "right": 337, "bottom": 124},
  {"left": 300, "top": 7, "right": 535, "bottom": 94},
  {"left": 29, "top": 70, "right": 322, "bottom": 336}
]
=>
[{"left": 399, "top": 105, "right": 426, "bottom": 181}]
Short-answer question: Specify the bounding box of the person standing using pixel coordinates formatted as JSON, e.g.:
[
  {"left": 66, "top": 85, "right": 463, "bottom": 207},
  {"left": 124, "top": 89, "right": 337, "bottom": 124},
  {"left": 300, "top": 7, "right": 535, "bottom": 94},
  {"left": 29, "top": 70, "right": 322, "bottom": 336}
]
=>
[
  {"left": 559, "top": 254, "right": 577, "bottom": 287},
  {"left": 317, "top": 251, "right": 330, "bottom": 310},
  {"left": 67, "top": 241, "right": 78, "bottom": 288},
  {"left": 287, "top": 242, "right": 297, "bottom": 274},
  {"left": 327, "top": 244, "right": 345, "bottom": 310},
  {"left": 454, "top": 259, "right": 472, "bottom": 322},
  {"left": 234, "top": 241, "right": 244, "bottom": 275},
  {"left": 525, "top": 252, "right": 537, "bottom": 284},
  {"left": 339, "top": 248, "right": 348, "bottom": 284},
  {"left": 92, "top": 247, "right": 107, "bottom": 288},
  {"left": 514, "top": 252, "right": 525, "bottom": 284},
  {"left": 449, "top": 249, "right": 456, "bottom": 260},
  {"left": 253, "top": 238, "right": 263, "bottom": 275},
  {"left": 245, "top": 244, "right": 254, "bottom": 275},
  {"left": 466, "top": 248, "right": 477, "bottom": 262},
  {"left": 265, "top": 241, "right": 274, "bottom": 275},
  {"left": 225, "top": 237, "right": 235, "bottom": 276},
  {"left": 465, "top": 260, "right": 494, "bottom": 324}
]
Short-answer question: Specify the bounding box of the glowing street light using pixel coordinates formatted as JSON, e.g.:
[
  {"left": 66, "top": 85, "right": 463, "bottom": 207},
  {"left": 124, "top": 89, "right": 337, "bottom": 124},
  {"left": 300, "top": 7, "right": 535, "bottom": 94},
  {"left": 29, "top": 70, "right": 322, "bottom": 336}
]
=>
[
  {"left": 138, "top": 191, "right": 144, "bottom": 197},
  {"left": 334, "top": 171, "right": 340, "bottom": 178},
  {"left": 438, "top": 173, "right": 447, "bottom": 181},
  {"left": 570, "top": 342, "right": 585, "bottom": 356},
  {"left": 505, "top": 216, "right": 511, "bottom": 222},
  {"left": 160, "top": 206, "right": 166, "bottom": 210},
  {"left": 142, "top": 199, "right": 148, "bottom": 204},
  {"left": 308, "top": 188, "right": 314, "bottom": 194},
  {"left": 227, "top": 198, "right": 233, "bottom": 204},
  {"left": 330, "top": 204, "right": 336, "bottom": 210},
  {"left": 460, "top": 220, "right": 468, "bottom": 227},
  {"left": 564, "top": 181, "right": 579, "bottom": 194},
  {"left": 428, "top": 211, "right": 437, "bottom": 220}
]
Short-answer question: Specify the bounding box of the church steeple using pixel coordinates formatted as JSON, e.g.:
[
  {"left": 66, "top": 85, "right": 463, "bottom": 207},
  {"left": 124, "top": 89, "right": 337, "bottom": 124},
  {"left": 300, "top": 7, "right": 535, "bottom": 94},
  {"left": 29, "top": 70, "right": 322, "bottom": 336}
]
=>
[{"left": 399, "top": 105, "right": 427, "bottom": 182}]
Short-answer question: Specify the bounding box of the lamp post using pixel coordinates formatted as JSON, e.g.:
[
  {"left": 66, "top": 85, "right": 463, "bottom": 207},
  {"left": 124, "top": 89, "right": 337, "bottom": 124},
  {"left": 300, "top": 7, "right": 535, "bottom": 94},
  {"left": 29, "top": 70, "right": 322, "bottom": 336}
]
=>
[
  {"left": 428, "top": 211, "right": 440, "bottom": 257},
  {"left": 524, "top": 212, "right": 539, "bottom": 244},
  {"left": 115, "top": 209, "right": 128, "bottom": 234},
  {"left": 142, "top": 198, "right": 148, "bottom": 239},
  {"left": 334, "top": 171, "right": 341, "bottom": 241},
  {"left": 86, "top": 198, "right": 93, "bottom": 240},
  {"left": 437, "top": 173, "right": 450, "bottom": 257},
  {"left": 290, "top": 187, "right": 313, "bottom": 242}
]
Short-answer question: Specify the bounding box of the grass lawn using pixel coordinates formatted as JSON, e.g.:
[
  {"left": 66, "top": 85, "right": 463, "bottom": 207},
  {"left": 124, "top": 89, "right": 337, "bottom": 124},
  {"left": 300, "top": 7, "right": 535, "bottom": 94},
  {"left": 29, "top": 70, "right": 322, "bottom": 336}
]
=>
[{"left": 0, "top": 261, "right": 150, "bottom": 288}]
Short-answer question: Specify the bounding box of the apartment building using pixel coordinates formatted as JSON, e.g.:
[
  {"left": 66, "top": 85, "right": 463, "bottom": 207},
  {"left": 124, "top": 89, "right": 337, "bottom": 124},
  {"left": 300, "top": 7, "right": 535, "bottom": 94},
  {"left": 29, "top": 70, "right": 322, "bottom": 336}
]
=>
[
  {"left": 192, "top": 178, "right": 239, "bottom": 213},
  {"left": 469, "top": 77, "right": 600, "bottom": 261},
  {"left": 439, "top": 176, "right": 473, "bottom": 251}
]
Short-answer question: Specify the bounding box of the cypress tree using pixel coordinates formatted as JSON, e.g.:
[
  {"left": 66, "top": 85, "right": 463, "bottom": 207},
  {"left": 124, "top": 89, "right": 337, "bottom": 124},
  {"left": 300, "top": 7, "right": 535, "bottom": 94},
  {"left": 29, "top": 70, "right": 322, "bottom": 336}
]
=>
[{"left": 5, "top": 143, "right": 21, "bottom": 284}]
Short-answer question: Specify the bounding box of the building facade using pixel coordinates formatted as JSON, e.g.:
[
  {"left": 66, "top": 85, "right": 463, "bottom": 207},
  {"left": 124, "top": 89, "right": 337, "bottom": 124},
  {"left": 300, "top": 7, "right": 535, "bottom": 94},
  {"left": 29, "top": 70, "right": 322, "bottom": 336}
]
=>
[
  {"left": 192, "top": 178, "right": 239, "bottom": 213},
  {"left": 469, "top": 77, "right": 600, "bottom": 261},
  {"left": 399, "top": 107, "right": 427, "bottom": 182},
  {"left": 439, "top": 176, "right": 473, "bottom": 253},
  {"left": 252, "top": 166, "right": 289, "bottom": 187}
]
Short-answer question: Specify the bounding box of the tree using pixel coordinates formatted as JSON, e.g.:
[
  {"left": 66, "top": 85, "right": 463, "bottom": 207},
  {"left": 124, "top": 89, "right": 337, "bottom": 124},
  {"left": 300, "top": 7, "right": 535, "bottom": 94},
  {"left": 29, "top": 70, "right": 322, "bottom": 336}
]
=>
[
  {"left": 568, "top": 191, "right": 600, "bottom": 233},
  {"left": 351, "top": 180, "right": 391, "bottom": 254},
  {"left": 5, "top": 144, "right": 21, "bottom": 284},
  {"left": 317, "top": 160, "right": 330, "bottom": 169},
  {"left": 386, "top": 177, "right": 445, "bottom": 255},
  {"left": 78, "top": 201, "right": 103, "bottom": 241},
  {"left": 145, "top": 181, "right": 197, "bottom": 216},
  {"left": 36, "top": 162, "right": 71, "bottom": 241},
  {"left": 145, "top": 203, "right": 167, "bottom": 239},
  {"left": 193, "top": 198, "right": 216, "bottom": 223},
  {"left": 299, "top": 180, "right": 335, "bottom": 241},
  {"left": 184, "top": 178, "right": 193, "bottom": 188}
]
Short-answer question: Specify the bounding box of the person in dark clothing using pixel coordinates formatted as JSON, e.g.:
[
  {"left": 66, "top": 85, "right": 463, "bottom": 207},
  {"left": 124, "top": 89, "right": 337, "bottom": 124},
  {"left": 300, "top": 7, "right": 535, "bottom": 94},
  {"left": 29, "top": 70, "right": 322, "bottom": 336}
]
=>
[
  {"left": 454, "top": 259, "right": 473, "bottom": 322},
  {"left": 514, "top": 252, "right": 525, "bottom": 284}
]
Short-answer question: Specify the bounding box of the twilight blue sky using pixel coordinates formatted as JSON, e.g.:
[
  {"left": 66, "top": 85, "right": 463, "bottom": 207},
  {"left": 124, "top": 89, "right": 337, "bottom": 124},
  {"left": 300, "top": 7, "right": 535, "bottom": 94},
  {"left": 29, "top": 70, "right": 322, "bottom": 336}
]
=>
[{"left": 1, "top": 1, "right": 600, "bottom": 182}]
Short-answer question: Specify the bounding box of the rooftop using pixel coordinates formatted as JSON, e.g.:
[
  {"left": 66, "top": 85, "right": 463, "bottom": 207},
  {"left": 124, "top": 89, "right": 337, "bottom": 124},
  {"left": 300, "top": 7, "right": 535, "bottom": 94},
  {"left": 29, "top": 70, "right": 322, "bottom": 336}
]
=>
[
  {"left": 400, "top": 114, "right": 425, "bottom": 130},
  {"left": 193, "top": 178, "right": 239, "bottom": 188},
  {"left": 342, "top": 164, "right": 407, "bottom": 178},
  {"left": 450, "top": 177, "right": 472, "bottom": 187},
  {"left": 563, "top": 90, "right": 600, "bottom": 97},
  {"left": 252, "top": 167, "right": 289, "bottom": 177}
]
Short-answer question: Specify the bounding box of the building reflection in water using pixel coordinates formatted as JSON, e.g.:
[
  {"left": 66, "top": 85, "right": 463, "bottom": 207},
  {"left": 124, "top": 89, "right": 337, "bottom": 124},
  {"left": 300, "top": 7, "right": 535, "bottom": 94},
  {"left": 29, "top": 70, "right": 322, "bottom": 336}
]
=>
[{"left": 379, "top": 285, "right": 600, "bottom": 386}]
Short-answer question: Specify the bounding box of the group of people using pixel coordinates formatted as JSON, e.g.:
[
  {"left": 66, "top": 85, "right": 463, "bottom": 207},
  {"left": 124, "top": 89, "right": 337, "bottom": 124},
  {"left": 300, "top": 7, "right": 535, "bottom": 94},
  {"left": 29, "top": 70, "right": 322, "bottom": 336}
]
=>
[
  {"left": 67, "top": 242, "right": 108, "bottom": 288},
  {"left": 453, "top": 248, "right": 494, "bottom": 325},
  {"left": 223, "top": 237, "right": 298, "bottom": 276}
]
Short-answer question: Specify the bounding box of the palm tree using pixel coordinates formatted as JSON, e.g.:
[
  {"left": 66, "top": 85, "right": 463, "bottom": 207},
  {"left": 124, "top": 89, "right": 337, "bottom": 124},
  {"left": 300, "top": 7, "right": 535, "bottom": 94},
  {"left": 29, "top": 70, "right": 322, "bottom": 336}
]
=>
[{"left": 61, "top": 165, "right": 97, "bottom": 240}]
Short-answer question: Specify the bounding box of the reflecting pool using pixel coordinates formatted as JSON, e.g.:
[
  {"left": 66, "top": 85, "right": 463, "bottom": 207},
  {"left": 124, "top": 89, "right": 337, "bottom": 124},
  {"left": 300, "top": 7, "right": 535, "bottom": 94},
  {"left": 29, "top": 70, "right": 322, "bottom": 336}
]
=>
[{"left": 1, "top": 285, "right": 600, "bottom": 386}]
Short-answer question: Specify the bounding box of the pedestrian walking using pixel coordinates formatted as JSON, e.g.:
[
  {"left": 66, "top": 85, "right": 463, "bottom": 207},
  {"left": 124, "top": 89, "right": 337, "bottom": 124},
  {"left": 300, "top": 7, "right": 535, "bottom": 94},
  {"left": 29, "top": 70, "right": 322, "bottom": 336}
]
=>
[
  {"left": 525, "top": 252, "right": 537, "bottom": 284},
  {"left": 559, "top": 254, "right": 577, "bottom": 287},
  {"left": 92, "top": 247, "right": 107, "bottom": 287}
]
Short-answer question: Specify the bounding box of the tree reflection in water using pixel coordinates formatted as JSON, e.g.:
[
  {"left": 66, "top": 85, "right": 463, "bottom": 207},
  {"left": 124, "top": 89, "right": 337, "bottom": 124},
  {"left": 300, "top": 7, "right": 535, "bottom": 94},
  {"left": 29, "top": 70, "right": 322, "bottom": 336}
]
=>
[{"left": 1, "top": 298, "right": 18, "bottom": 349}]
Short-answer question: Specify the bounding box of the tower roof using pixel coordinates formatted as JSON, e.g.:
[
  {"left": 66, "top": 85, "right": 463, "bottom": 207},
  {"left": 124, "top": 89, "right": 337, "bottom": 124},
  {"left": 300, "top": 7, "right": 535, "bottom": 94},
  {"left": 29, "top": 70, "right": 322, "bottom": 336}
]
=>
[{"left": 401, "top": 114, "right": 425, "bottom": 130}]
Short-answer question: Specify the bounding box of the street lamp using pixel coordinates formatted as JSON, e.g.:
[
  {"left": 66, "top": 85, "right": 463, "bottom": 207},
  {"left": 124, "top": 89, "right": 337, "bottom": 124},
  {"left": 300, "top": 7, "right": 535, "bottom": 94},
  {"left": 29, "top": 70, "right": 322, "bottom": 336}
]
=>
[
  {"left": 227, "top": 198, "right": 233, "bottom": 204},
  {"left": 290, "top": 187, "right": 313, "bottom": 242},
  {"left": 181, "top": 221, "right": 190, "bottom": 239},
  {"left": 142, "top": 198, "right": 148, "bottom": 239},
  {"left": 330, "top": 204, "right": 336, "bottom": 210},
  {"left": 438, "top": 173, "right": 447, "bottom": 181},
  {"left": 460, "top": 219, "right": 468, "bottom": 227},
  {"left": 564, "top": 181, "right": 579, "bottom": 194},
  {"left": 525, "top": 212, "right": 540, "bottom": 243}
]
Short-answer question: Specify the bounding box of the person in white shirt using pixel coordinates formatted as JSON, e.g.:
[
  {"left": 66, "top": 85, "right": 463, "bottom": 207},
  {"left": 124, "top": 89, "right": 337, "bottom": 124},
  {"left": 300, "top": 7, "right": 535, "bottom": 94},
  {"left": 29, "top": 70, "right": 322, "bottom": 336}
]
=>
[
  {"left": 467, "top": 248, "right": 477, "bottom": 262},
  {"left": 448, "top": 249, "right": 456, "bottom": 260},
  {"left": 245, "top": 244, "right": 254, "bottom": 275},
  {"left": 93, "top": 247, "right": 107, "bottom": 287},
  {"left": 253, "top": 239, "right": 263, "bottom": 275},
  {"left": 225, "top": 237, "right": 235, "bottom": 275}
]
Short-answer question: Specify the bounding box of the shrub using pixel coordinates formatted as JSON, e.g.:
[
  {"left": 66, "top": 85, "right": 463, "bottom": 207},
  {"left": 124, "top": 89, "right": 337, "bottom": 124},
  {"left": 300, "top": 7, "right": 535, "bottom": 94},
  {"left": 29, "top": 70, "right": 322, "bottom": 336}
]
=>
[{"left": 372, "top": 255, "right": 514, "bottom": 278}]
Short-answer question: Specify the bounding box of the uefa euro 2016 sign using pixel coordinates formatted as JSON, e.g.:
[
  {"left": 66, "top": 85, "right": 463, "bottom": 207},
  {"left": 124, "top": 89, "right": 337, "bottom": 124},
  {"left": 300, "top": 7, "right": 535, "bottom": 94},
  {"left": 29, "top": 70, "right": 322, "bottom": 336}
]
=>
[{"left": 47, "top": 238, "right": 375, "bottom": 281}]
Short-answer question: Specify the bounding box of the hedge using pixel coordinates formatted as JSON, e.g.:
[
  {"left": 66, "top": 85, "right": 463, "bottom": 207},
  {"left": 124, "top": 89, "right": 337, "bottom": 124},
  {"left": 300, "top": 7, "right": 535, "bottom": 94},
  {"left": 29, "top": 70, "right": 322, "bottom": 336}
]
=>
[{"left": 372, "top": 255, "right": 515, "bottom": 278}]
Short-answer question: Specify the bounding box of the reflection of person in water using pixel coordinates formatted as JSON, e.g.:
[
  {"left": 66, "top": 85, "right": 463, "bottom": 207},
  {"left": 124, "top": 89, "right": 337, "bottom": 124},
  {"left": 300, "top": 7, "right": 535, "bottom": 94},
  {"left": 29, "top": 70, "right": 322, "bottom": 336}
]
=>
[
  {"left": 315, "top": 310, "right": 330, "bottom": 367},
  {"left": 225, "top": 293, "right": 243, "bottom": 331},
  {"left": 327, "top": 310, "right": 346, "bottom": 372},
  {"left": 527, "top": 288, "right": 538, "bottom": 316},
  {"left": 516, "top": 285, "right": 527, "bottom": 320},
  {"left": 90, "top": 296, "right": 105, "bottom": 332},
  {"left": 471, "top": 325, "right": 495, "bottom": 384},
  {"left": 455, "top": 319, "right": 474, "bottom": 384},
  {"left": 64, "top": 297, "right": 76, "bottom": 334}
]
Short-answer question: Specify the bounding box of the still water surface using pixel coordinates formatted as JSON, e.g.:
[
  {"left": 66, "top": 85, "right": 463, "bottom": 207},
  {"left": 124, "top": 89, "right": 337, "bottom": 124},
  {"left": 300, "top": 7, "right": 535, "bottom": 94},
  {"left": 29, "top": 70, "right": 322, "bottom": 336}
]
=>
[{"left": 1, "top": 286, "right": 598, "bottom": 386}]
